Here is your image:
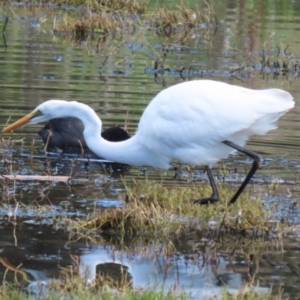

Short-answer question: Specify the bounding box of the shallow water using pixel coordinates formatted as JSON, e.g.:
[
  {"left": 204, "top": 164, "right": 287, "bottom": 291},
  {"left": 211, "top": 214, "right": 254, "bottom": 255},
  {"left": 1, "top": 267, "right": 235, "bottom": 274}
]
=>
[{"left": 1, "top": 0, "right": 300, "bottom": 298}]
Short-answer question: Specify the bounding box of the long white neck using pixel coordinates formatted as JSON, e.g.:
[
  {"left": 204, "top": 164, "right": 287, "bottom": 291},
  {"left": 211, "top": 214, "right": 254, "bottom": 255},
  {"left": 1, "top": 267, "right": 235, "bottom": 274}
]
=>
[
  {"left": 65, "top": 102, "right": 150, "bottom": 166},
  {"left": 85, "top": 126, "right": 146, "bottom": 166}
]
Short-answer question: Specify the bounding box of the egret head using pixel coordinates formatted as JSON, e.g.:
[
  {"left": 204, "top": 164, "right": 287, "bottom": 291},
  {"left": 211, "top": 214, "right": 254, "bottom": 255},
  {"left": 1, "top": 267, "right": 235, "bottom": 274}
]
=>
[{"left": 1, "top": 100, "right": 80, "bottom": 133}]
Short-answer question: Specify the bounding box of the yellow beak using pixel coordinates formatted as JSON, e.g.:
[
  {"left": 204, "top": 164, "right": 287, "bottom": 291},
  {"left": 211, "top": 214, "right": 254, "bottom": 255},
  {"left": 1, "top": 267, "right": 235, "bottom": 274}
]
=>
[{"left": 1, "top": 111, "right": 36, "bottom": 134}]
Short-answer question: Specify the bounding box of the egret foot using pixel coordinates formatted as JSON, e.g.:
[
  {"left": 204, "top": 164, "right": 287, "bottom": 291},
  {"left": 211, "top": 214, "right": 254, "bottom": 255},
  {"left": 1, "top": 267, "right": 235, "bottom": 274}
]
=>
[
  {"left": 193, "top": 196, "right": 219, "bottom": 205},
  {"left": 193, "top": 166, "right": 220, "bottom": 205},
  {"left": 193, "top": 140, "right": 262, "bottom": 206}
]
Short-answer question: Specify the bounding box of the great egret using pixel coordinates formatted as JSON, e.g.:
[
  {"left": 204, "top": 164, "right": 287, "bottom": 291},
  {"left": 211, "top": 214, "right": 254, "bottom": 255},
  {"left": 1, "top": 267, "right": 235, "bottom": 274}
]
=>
[
  {"left": 1, "top": 80, "right": 294, "bottom": 205},
  {"left": 38, "top": 117, "right": 130, "bottom": 152}
]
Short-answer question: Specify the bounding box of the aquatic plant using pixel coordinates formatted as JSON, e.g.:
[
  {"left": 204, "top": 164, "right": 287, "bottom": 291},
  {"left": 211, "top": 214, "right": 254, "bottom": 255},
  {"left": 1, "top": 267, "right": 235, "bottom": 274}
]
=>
[
  {"left": 0, "top": 0, "right": 146, "bottom": 13},
  {"left": 0, "top": 273, "right": 279, "bottom": 300},
  {"left": 64, "top": 11, "right": 123, "bottom": 39},
  {"left": 58, "top": 175, "right": 288, "bottom": 241},
  {"left": 151, "top": 1, "right": 213, "bottom": 36},
  {"left": 1, "top": 0, "right": 214, "bottom": 40}
]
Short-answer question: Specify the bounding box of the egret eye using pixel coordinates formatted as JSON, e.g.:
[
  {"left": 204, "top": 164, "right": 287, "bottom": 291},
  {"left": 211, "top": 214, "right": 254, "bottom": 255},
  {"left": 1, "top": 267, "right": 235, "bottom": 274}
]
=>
[{"left": 34, "top": 110, "right": 42, "bottom": 117}]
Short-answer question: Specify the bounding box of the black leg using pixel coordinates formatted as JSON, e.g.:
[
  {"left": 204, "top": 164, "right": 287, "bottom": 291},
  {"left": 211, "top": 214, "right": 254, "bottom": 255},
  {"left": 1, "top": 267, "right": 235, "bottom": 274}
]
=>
[
  {"left": 223, "top": 140, "right": 262, "bottom": 205},
  {"left": 193, "top": 140, "right": 262, "bottom": 206},
  {"left": 194, "top": 166, "right": 220, "bottom": 205}
]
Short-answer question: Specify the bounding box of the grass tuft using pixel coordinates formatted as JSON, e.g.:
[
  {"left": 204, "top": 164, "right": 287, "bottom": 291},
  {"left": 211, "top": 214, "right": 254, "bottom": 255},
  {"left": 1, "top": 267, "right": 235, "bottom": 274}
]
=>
[
  {"left": 0, "top": 275, "right": 280, "bottom": 300},
  {"left": 151, "top": 1, "right": 213, "bottom": 35},
  {"left": 67, "top": 12, "right": 122, "bottom": 39},
  {"left": 61, "top": 177, "right": 284, "bottom": 240},
  {"left": 62, "top": 0, "right": 146, "bottom": 14},
  {"left": 12, "top": 0, "right": 213, "bottom": 40}
]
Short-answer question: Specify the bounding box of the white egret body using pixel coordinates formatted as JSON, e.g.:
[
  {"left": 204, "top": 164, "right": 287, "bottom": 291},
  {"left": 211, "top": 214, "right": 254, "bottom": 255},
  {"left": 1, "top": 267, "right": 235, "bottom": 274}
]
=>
[{"left": 1, "top": 80, "right": 294, "bottom": 205}]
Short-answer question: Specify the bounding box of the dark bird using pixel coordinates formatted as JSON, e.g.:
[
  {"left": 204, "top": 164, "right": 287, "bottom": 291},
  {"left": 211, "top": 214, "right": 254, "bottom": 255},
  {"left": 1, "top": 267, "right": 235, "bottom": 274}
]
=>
[{"left": 38, "top": 117, "right": 130, "bottom": 153}]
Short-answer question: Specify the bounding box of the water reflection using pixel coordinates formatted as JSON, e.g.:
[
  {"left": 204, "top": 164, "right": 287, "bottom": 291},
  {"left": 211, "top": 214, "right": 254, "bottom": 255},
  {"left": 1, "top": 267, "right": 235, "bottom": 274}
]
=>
[
  {"left": 0, "top": 229, "right": 298, "bottom": 298},
  {"left": 77, "top": 243, "right": 267, "bottom": 298}
]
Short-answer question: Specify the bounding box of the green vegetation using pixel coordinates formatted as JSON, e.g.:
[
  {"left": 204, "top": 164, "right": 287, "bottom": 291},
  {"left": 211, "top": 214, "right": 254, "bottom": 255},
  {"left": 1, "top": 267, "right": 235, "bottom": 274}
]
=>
[
  {"left": 0, "top": 284, "right": 189, "bottom": 300},
  {"left": 0, "top": 271, "right": 278, "bottom": 300},
  {"left": 57, "top": 176, "right": 287, "bottom": 241},
  {"left": 1, "top": 0, "right": 214, "bottom": 39},
  {"left": 152, "top": 2, "right": 212, "bottom": 32}
]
